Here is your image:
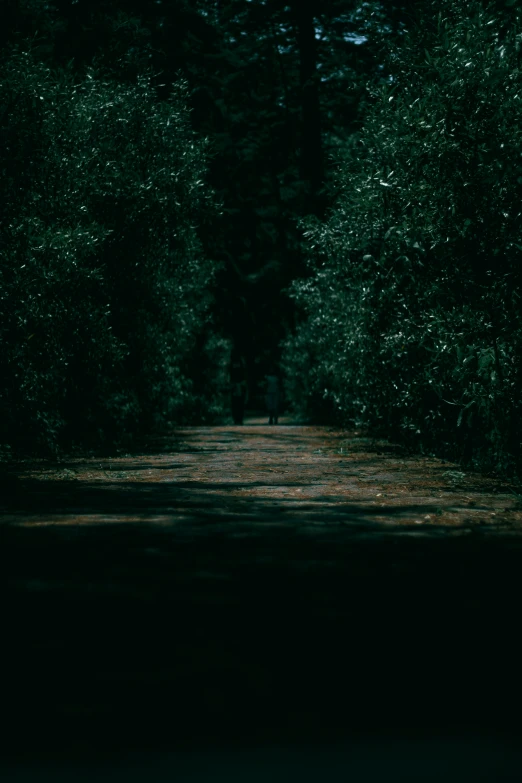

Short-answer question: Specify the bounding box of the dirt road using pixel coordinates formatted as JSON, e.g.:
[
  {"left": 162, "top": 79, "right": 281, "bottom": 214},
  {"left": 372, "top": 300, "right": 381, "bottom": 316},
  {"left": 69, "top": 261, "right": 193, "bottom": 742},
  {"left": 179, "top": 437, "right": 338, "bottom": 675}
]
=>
[{"left": 2, "top": 419, "right": 522, "bottom": 761}]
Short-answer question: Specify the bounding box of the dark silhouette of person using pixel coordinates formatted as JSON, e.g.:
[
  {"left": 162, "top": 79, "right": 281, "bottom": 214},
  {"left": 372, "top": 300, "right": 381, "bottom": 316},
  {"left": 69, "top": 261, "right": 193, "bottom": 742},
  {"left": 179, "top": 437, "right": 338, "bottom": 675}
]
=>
[
  {"left": 230, "top": 351, "right": 248, "bottom": 425},
  {"left": 264, "top": 364, "right": 281, "bottom": 425}
]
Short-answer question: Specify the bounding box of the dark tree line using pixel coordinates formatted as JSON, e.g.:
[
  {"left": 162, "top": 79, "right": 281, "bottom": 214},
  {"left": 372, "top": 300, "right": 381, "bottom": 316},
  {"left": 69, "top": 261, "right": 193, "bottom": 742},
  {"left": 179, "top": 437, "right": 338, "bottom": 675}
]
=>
[{"left": 6, "top": 0, "right": 407, "bottom": 370}]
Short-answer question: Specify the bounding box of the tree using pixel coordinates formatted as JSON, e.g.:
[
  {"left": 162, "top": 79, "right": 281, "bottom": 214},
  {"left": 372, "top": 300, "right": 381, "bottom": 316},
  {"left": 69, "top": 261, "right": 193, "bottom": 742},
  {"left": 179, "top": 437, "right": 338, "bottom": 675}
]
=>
[
  {"left": 285, "top": 0, "right": 522, "bottom": 474},
  {"left": 0, "top": 48, "right": 219, "bottom": 451}
]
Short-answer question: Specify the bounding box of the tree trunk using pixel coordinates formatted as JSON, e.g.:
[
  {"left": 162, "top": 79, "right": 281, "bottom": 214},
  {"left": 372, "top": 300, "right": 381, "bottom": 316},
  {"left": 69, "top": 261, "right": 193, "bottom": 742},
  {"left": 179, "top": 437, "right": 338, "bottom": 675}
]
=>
[{"left": 292, "top": 2, "right": 324, "bottom": 215}]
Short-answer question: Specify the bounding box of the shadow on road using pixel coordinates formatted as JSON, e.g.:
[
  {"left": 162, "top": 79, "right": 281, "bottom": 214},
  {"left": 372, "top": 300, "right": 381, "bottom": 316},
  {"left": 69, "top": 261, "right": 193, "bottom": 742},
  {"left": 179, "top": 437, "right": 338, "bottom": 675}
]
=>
[{"left": 1, "top": 426, "right": 521, "bottom": 771}]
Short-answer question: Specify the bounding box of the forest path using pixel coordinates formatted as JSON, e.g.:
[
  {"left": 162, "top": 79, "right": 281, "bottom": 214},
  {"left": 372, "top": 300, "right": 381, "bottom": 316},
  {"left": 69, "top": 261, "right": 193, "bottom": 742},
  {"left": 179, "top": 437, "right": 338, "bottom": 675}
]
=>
[
  {"left": 5, "top": 415, "right": 522, "bottom": 535},
  {"left": 3, "top": 419, "right": 522, "bottom": 761}
]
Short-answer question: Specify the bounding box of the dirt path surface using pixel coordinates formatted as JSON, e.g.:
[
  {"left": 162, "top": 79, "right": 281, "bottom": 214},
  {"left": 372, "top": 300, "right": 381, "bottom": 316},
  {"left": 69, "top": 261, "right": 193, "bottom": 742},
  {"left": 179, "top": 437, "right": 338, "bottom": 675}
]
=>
[
  {"left": 2, "top": 419, "right": 522, "bottom": 766},
  {"left": 5, "top": 417, "right": 522, "bottom": 534}
]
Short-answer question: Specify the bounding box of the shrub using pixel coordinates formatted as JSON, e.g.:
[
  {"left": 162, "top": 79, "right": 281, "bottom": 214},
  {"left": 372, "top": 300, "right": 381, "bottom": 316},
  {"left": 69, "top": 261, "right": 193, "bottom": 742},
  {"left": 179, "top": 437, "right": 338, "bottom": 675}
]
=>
[
  {"left": 0, "top": 49, "right": 220, "bottom": 451},
  {"left": 284, "top": 0, "right": 522, "bottom": 473}
]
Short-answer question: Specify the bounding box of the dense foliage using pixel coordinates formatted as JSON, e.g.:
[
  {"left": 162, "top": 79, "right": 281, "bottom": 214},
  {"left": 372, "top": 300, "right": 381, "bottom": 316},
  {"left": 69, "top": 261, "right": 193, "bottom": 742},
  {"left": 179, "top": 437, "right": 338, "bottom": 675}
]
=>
[
  {"left": 284, "top": 0, "right": 522, "bottom": 474},
  {"left": 3, "top": 0, "right": 521, "bottom": 475},
  {"left": 0, "top": 49, "right": 223, "bottom": 452},
  {"left": 8, "top": 0, "right": 407, "bottom": 387},
  {"left": 178, "top": 0, "right": 412, "bottom": 377}
]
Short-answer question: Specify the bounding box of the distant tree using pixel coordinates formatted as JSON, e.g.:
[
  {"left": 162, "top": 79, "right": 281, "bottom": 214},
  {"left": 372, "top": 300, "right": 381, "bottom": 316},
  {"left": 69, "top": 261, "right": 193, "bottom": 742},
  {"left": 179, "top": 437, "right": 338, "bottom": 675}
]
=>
[{"left": 171, "top": 0, "right": 406, "bottom": 378}]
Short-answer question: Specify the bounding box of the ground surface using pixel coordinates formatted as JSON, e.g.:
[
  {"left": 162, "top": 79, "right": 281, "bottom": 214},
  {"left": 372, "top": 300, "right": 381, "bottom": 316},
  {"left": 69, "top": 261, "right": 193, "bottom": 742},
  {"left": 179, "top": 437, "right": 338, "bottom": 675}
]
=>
[{"left": 2, "top": 418, "right": 522, "bottom": 777}]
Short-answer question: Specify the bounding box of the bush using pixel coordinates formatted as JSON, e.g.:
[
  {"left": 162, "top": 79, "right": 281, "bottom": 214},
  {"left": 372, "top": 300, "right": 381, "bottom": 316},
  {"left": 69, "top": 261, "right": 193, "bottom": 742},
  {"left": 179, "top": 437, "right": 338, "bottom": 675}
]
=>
[
  {"left": 0, "top": 48, "right": 221, "bottom": 452},
  {"left": 284, "top": 0, "right": 522, "bottom": 474}
]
